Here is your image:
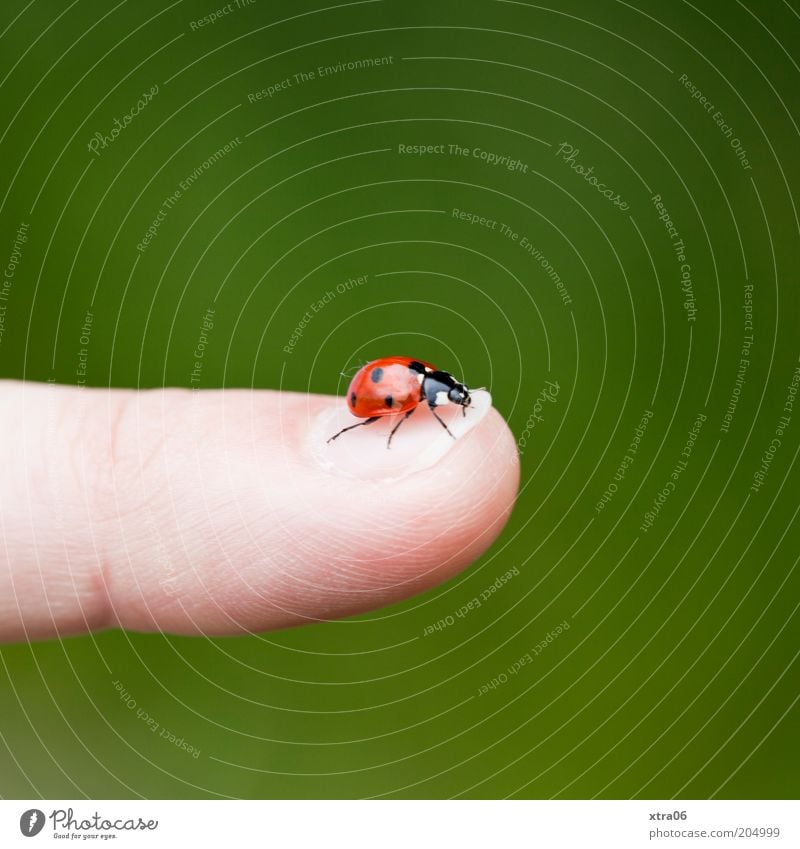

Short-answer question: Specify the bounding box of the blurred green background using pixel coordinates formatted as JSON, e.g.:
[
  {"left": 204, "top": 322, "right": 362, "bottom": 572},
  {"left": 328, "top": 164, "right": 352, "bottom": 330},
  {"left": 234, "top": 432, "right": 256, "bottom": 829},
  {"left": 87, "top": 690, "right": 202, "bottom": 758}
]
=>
[{"left": 1, "top": 0, "right": 798, "bottom": 799}]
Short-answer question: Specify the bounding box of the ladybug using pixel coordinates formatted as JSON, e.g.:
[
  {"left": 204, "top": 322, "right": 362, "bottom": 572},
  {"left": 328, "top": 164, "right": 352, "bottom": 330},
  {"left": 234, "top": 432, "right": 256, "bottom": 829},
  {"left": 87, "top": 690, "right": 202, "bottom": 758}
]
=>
[{"left": 328, "top": 356, "right": 474, "bottom": 448}]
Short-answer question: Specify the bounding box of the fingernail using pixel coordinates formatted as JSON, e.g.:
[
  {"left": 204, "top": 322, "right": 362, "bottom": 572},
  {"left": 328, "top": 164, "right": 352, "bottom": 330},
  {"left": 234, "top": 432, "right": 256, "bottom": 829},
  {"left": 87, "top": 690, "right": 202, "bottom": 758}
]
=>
[{"left": 310, "top": 390, "right": 493, "bottom": 480}]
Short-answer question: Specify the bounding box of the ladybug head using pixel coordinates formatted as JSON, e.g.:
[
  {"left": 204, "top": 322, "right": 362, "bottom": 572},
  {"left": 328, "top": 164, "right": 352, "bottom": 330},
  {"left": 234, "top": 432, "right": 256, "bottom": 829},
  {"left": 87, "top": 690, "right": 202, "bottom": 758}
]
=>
[{"left": 447, "top": 382, "right": 471, "bottom": 408}]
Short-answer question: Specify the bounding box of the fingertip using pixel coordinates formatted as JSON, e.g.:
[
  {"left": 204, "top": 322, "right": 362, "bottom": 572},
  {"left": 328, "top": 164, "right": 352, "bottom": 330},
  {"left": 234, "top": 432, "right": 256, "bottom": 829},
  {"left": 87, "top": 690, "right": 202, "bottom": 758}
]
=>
[
  {"left": 104, "top": 388, "right": 522, "bottom": 634},
  {"left": 299, "top": 395, "right": 521, "bottom": 600},
  {"left": 309, "top": 389, "right": 498, "bottom": 481},
  {"left": 384, "top": 400, "right": 521, "bottom": 590}
]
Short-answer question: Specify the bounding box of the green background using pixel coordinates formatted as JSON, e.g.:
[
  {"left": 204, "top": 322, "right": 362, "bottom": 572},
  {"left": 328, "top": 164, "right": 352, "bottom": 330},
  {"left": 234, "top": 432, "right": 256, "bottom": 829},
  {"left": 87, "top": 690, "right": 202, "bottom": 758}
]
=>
[{"left": 1, "top": 0, "right": 798, "bottom": 799}]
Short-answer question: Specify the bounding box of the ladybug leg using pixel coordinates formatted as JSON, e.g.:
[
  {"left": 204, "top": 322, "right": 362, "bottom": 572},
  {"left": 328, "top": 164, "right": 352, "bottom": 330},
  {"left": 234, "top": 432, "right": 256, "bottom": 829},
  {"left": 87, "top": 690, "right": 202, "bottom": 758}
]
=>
[
  {"left": 428, "top": 405, "right": 456, "bottom": 440},
  {"left": 386, "top": 408, "right": 415, "bottom": 449},
  {"left": 327, "top": 416, "right": 380, "bottom": 443}
]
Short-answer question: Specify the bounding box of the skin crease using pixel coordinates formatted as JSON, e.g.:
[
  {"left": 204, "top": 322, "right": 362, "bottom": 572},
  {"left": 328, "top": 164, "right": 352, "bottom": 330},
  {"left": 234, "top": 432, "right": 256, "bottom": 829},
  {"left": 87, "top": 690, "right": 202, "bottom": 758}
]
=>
[{"left": 0, "top": 381, "right": 520, "bottom": 641}]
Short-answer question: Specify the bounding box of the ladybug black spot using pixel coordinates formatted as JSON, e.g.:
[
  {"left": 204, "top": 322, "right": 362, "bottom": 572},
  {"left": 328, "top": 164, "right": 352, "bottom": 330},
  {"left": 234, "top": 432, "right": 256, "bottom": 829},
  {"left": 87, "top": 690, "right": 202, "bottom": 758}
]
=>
[
  {"left": 370, "top": 367, "right": 384, "bottom": 383},
  {"left": 384, "top": 395, "right": 394, "bottom": 408},
  {"left": 350, "top": 392, "right": 357, "bottom": 408}
]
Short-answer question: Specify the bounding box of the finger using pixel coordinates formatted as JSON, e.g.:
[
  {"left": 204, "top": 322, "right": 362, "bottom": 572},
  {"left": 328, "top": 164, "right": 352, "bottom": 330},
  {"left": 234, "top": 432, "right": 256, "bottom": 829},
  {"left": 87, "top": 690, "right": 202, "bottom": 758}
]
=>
[{"left": 0, "top": 381, "right": 520, "bottom": 640}]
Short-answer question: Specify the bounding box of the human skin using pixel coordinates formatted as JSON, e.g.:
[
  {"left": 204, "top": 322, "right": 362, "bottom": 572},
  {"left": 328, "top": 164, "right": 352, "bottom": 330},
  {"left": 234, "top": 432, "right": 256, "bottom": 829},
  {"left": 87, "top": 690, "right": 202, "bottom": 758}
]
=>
[{"left": 0, "top": 381, "right": 520, "bottom": 641}]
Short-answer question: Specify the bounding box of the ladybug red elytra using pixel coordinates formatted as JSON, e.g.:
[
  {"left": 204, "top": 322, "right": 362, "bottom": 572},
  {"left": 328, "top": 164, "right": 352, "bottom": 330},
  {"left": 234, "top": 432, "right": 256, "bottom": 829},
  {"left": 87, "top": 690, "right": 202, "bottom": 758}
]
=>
[{"left": 328, "top": 356, "right": 474, "bottom": 448}]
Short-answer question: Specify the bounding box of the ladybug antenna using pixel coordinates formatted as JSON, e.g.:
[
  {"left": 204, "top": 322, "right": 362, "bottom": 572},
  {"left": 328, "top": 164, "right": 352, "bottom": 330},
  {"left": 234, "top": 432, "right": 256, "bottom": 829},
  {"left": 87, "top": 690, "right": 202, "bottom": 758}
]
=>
[{"left": 463, "top": 386, "right": 486, "bottom": 415}]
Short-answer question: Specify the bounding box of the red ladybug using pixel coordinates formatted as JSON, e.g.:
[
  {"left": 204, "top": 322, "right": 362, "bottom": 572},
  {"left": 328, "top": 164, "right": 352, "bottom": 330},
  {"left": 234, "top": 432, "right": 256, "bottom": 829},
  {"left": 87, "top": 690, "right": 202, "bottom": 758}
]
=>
[{"left": 328, "top": 356, "right": 474, "bottom": 448}]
